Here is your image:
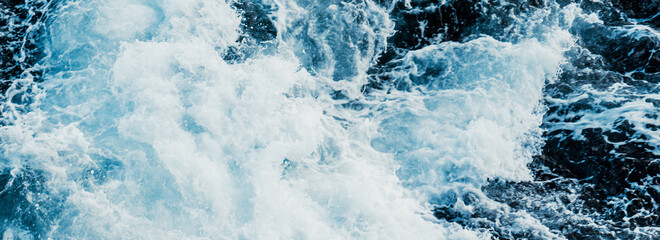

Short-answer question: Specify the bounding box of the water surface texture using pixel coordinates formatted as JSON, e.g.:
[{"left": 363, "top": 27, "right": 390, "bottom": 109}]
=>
[{"left": 0, "top": 0, "right": 658, "bottom": 239}]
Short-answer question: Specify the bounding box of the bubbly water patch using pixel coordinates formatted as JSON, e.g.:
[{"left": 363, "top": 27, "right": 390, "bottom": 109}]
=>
[
  {"left": 274, "top": 0, "right": 393, "bottom": 85},
  {"left": 370, "top": 34, "right": 570, "bottom": 188},
  {"left": 93, "top": 0, "right": 159, "bottom": 40}
]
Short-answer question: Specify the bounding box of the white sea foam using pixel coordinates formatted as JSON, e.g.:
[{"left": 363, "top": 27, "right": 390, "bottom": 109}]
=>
[
  {"left": 368, "top": 31, "right": 573, "bottom": 198},
  {"left": 0, "top": 0, "right": 575, "bottom": 239}
]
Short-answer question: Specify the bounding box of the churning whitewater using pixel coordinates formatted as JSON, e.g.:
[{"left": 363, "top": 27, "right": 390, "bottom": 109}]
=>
[{"left": 1, "top": 0, "right": 658, "bottom": 239}]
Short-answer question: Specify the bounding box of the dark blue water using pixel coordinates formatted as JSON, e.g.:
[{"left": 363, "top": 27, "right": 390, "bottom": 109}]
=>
[{"left": 1, "top": 0, "right": 658, "bottom": 239}]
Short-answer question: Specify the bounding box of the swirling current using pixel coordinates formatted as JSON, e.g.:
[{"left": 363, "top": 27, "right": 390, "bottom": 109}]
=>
[{"left": 0, "top": 0, "right": 658, "bottom": 239}]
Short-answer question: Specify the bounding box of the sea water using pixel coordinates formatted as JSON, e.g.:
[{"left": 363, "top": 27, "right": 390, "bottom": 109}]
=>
[{"left": 1, "top": 0, "right": 658, "bottom": 239}]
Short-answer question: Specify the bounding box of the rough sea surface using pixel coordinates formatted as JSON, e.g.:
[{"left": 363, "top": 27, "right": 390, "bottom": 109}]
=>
[{"left": 0, "top": 0, "right": 658, "bottom": 239}]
